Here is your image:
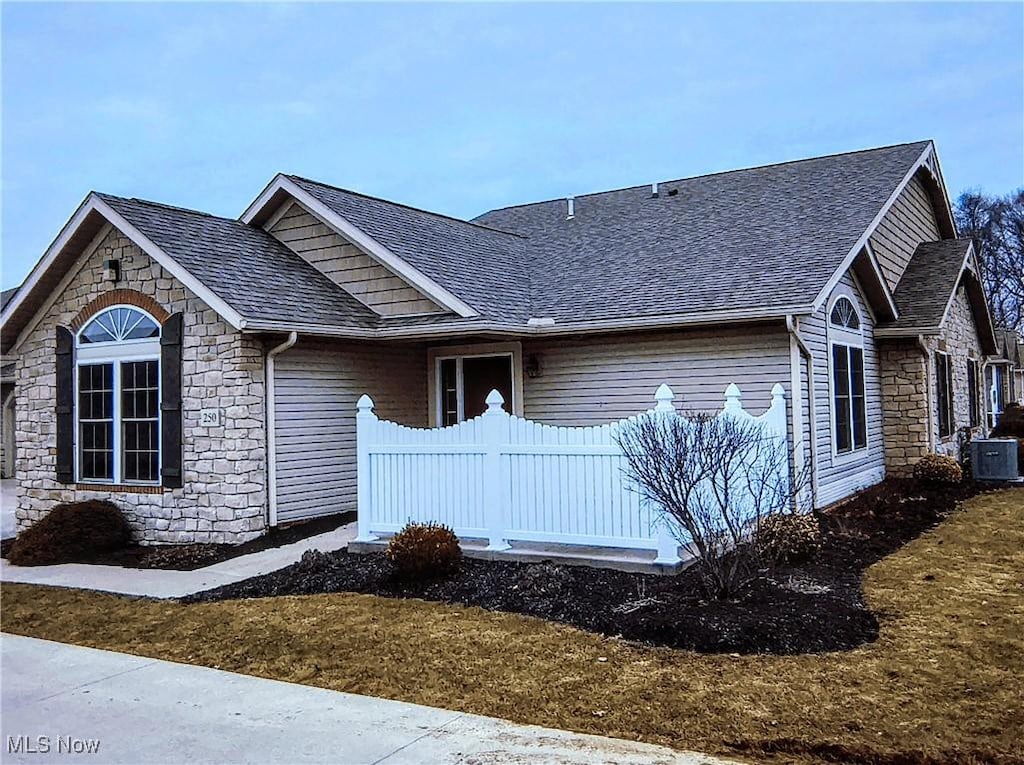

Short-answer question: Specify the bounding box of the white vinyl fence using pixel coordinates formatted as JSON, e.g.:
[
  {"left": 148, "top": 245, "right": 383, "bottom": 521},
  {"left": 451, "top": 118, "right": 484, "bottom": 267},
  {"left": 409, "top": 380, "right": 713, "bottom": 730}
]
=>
[{"left": 354, "top": 382, "right": 788, "bottom": 565}]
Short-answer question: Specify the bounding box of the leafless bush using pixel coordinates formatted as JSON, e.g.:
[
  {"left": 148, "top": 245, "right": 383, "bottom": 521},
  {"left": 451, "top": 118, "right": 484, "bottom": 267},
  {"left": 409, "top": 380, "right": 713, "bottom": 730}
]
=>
[{"left": 616, "top": 410, "right": 807, "bottom": 598}]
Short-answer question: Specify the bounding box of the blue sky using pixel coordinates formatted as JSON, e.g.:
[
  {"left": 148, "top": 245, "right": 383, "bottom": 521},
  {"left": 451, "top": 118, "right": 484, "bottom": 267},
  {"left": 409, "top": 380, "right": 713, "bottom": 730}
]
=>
[{"left": 2, "top": 2, "right": 1022, "bottom": 289}]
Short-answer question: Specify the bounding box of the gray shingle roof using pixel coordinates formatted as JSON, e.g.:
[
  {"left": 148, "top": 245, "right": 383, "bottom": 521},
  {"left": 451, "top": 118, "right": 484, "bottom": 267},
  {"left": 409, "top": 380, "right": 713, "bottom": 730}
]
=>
[
  {"left": 287, "top": 176, "right": 533, "bottom": 322},
  {"left": 1, "top": 289, "right": 17, "bottom": 311},
  {"left": 98, "top": 195, "right": 379, "bottom": 328},
  {"left": 883, "top": 239, "right": 971, "bottom": 329},
  {"left": 474, "top": 141, "right": 932, "bottom": 323}
]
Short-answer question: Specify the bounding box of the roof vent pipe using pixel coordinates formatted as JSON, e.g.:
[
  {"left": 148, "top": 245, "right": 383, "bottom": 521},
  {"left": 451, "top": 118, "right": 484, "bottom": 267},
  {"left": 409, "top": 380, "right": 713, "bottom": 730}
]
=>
[
  {"left": 651, "top": 182, "right": 659, "bottom": 198},
  {"left": 566, "top": 196, "right": 575, "bottom": 220}
]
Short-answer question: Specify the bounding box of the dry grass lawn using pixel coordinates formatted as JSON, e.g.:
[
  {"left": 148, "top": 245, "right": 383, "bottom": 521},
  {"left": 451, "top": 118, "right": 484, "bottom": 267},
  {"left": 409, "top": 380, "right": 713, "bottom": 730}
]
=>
[{"left": 3, "top": 489, "right": 1023, "bottom": 764}]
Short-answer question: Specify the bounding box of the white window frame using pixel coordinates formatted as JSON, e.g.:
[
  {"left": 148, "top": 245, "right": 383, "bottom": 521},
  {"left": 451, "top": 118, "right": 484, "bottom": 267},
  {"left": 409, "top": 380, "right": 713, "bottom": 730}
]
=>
[
  {"left": 827, "top": 293, "right": 868, "bottom": 462},
  {"left": 74, "top": 306, "right": 162, "bottom": 486},
  {"left": 427, "top": 341, "right": 524, "bottom": 427}
]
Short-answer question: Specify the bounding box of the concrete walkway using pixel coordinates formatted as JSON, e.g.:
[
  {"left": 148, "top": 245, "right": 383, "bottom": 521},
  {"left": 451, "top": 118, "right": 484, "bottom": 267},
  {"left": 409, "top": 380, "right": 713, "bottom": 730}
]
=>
[
  {"left": 1, "top": 523, "right": 357, "bottom": 599},
  {"left": 1, "top": 478, "right": 16, "bottom": 540},
  {"left": 1, "top": 635, "right": 732, "bottom": 764}
]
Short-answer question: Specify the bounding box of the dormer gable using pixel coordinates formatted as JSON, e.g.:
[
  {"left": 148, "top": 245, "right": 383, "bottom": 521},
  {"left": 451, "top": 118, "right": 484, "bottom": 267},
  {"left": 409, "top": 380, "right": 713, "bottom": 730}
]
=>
[{"left": 264, "top": 199, "right": 445, "bottom": 317}]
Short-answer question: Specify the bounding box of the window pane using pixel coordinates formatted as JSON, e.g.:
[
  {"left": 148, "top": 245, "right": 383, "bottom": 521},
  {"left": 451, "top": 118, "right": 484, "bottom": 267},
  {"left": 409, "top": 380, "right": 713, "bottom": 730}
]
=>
[
  {"left": 936, "top": 354, "right": 952, "bottom": 438},
  {"left": 121, "top": 361, "right": 160, "bottom": 482},
  {"left": 851, "top": 347, "right": 867, "bottom": 449},
  {"left": 832, "top": 345, "right": 851, "bottom": 452},
  {"left": 440, "top": 359, "right": 458, "bottom": 426},
  {"left": 79, "top": 307, "right": 159, "bottom": 344},
  {"left": 78, "top": 363, "right": 114, "bottom": 480}
]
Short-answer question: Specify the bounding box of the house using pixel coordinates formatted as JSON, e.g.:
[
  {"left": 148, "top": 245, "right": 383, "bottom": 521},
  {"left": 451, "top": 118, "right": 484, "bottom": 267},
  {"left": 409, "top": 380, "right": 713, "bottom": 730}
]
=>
[
  {"left": 0, "top": 140, "right": 1001, "bottom": 545},
  {"left": 990, "top": 330, "right": 1024, "bottom": 423}
]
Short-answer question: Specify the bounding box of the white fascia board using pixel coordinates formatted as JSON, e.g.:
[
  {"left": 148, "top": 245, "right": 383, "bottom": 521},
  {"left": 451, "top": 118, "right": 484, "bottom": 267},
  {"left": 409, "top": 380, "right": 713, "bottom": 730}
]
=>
[
  {"left": 90, "top": 196, "right": 247, "bottom": 329},
  {"left": 811, "top": 143, "right": 934, "bottom": 313},
  {"left": 240, "top": 304, "right": 810, "bottom": 341},
  {"left": 13, "top": 223, "right": 113, "bottom": 350},
  {"left": 240, "top": 175, "right": 478, "bottom": 318},
  {"left": 1, "top": 194, "right": 98, "bottom": 332}
]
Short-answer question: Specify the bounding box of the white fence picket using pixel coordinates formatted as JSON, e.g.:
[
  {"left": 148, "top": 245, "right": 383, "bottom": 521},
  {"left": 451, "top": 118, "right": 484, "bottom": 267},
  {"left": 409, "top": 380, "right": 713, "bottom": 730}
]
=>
[{"left": 355, "top": 382, "right": 789, "bottom": 564}]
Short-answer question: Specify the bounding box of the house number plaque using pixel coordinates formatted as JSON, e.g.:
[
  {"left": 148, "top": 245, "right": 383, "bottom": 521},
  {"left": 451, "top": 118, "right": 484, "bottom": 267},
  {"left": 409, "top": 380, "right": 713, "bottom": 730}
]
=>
[{"left": 199, "top": 409, "right": 221, "bottom": 427}]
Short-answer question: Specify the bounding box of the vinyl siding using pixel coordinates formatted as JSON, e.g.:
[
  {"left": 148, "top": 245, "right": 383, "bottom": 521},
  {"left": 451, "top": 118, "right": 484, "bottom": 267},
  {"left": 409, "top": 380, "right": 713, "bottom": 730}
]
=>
[
  {"left": 801, "top": 272, "right": 886, "bottom": 506},
  {"left": 870, "top": 173, "right": 941, "bottom": 291},
  {"left": 273, "top": 339, "right": 428, "bottom": 522},
  {"left": 268, "top": 201, "right": 444, "bottom": 317},
  {"left": 520, "top": 327, "right": 792, "bottom": 425}
]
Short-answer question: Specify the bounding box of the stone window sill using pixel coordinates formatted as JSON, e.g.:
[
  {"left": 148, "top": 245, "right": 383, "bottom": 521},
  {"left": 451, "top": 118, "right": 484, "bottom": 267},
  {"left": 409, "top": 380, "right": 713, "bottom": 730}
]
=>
[{"left": 74, "top": 483, "right": 166, "bottom": 495}]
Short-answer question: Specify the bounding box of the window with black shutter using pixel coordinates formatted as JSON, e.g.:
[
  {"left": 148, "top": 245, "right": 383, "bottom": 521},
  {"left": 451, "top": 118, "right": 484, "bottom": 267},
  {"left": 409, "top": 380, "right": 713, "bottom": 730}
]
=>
[{"left": 71, "top": 306, "right": 165, "bottom": 485}]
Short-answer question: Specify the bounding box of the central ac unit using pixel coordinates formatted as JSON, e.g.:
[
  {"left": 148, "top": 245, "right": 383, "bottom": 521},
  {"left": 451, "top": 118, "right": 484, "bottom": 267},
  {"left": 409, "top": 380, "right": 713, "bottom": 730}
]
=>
[{"left": 970, "top": 439, "right": 1021, "bottom": 481}]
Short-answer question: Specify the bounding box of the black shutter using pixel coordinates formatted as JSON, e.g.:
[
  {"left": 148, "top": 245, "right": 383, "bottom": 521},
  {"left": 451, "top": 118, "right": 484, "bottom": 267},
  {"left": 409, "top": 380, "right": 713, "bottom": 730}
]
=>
[
  {"left": 55, "top": 326, "right": 75, "bottom": 484},
  {"left": 161, "top": 312, "right": 184, "bottom": 488}
]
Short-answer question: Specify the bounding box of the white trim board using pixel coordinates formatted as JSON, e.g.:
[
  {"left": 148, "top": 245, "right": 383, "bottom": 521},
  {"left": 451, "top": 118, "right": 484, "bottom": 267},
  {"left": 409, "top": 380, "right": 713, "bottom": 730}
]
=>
[{"left": 241, "top": 175, "right": 478, "bottom": 318}]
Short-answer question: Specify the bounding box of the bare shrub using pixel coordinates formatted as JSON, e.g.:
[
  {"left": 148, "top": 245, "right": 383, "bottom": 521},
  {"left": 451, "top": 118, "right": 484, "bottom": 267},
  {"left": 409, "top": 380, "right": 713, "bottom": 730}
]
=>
[
  {"left": 386, "top": 522, "right": 462, "bottom": 579},
  {"left": 616, "top": 410, "right": 806, "bottom": 598},
  {"left": 757, "top": 514, "right": 822, "bottom": 565},
  {"left": 912, "top": 454, "right": 963, "bottom": 485}
]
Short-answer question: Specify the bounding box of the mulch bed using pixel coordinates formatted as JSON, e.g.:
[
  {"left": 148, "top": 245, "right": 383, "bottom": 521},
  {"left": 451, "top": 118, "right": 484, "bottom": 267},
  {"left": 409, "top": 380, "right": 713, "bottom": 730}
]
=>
[
  {"left": 186, "top": 479, "right": 983, "bottom": 655},
  {"left": 2, "top": 512, "right": 353, "bottom": 571}
]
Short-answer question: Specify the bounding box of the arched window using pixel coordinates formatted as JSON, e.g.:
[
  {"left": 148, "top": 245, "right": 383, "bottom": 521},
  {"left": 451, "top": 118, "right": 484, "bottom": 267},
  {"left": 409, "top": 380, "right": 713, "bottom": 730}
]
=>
[
  {"left": 829, "top": 297, "right": 861, "bottom": 331},
  {"left": 828, "top": 294, "right": 866, "bottom": 456},
  {"left": 79, "top": 307, "right": 160, "bottom": 344},
  {"left": 75, "top": 306, "right": 161, "bottom": 484}
]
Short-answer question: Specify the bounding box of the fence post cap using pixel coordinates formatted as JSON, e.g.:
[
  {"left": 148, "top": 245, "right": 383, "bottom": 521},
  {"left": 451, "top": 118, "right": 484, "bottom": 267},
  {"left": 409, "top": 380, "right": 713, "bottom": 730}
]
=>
[
  {"left": 770, "top": 383, "right": 786, "bottom": 398},
  {"left": 356, "top": 394, "right": 375, "bottom": 412},
  {"left": 654, "top": 383, "right": 675, "bottom": 412},
  {"left": 485, "top": 389, "right": 506, "bottom": 412}
]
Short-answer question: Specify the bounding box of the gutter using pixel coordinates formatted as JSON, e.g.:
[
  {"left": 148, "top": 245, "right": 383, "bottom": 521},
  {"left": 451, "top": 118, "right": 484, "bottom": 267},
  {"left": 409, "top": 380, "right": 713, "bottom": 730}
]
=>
[
  {"left": 786, "top": 315, "right": 817, "bottom": 507},
  {"left": 239, "top": 305, "right": 814, "bottom": 342},
  {"left": 266, "top": 331, "right": 298, "bottom": 527},
  {"left": 917, "top": 335, "right": 935, "bottom": 448}
]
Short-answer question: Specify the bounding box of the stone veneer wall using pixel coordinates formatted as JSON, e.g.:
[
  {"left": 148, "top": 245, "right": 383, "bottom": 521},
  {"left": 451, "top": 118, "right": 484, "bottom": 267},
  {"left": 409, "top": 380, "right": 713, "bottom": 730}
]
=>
[
  {"left": 926, "top": 285, "right": 985, "bottom": 459},
  {"left": 14, "top": 227, "right": 267, "bottom": 544},
  {"left": 879, "top": 284, "right": 985, "bottom": 473},
  {"left": 879, "top": 341, "right": 930, "bottom": 476}
]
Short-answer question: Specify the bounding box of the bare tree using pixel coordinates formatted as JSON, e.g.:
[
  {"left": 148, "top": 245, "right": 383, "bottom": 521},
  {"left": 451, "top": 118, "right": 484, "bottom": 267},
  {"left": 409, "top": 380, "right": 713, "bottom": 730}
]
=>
[
  {"left": 955, "top": 189, "right": 1024, "bottom": 333},
  {"left": 616, "top": 410, "right": 804, "bottom": 599}
]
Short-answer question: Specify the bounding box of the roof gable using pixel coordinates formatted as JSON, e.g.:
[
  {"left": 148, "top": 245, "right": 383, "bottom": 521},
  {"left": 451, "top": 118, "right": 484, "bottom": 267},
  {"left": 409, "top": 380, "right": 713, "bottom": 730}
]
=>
[
  {"left": 877, "top": 238, "right": 998, "bottom": 354},
  {"left": 1, "top": 193, "right": 379, "bottom": 349},
  {"left": 242, "top": 175, "right": 485, "bottom": 319}
]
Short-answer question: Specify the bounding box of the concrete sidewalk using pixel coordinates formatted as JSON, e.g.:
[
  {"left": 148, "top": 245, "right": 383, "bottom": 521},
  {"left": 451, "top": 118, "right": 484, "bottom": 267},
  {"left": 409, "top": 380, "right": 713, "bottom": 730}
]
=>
[
  {"left": 0, "top": 523, "right": 356, "bottom": 599},
  {"left": 1, "top": 635, "right": 732, "bottom": 765},
  {"left": 1, "top": 478, "right": 16, "bottom": 540}
]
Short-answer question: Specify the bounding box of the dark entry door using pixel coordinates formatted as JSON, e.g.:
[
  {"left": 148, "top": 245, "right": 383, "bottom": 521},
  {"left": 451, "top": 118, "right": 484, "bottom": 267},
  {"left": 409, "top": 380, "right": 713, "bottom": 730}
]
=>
[{"left": 462, "top": 355, "right": 513, "bottom": 419}]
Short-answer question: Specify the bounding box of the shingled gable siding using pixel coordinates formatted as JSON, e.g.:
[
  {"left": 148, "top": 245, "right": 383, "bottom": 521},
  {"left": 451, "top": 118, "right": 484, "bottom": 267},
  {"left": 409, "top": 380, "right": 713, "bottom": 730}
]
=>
[
  {"left": 869, "top": 173, "right": 942, "bottom": 291},
  {"left": 801, "top": 273, "right": 886, "bottom": 507},
  {"left": 519, "top": 327, "right": 792, "bottom": 424},
  {"left": 266, "top": 201, "right": 445, "bottom": 317},
  {"left": 273, "top": 338, "right": 428, "bottom": 521},
  {"left": 14, "top": 227, "right": 267, "bottom": 544},
  {"left": 927, "top": 284, "right": 985, "bottom": 458}
]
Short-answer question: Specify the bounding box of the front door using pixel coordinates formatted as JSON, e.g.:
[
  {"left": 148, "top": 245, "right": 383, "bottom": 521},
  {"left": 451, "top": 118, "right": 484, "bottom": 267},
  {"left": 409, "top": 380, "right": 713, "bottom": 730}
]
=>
[{"left": 439, "top": 354, "right": 514, "bottom": 425}]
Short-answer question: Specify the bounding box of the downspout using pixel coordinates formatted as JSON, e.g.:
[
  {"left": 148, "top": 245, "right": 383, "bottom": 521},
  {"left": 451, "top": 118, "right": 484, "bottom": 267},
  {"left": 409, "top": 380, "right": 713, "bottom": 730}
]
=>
[
  {"left": 918, "top": 335, "right": 935, "bottom": 449},
  {"left": 786, "top": 315, "right": 817, "bottom": 508},
  {"left": 266, "top": 331, "right": 298, "bottom": 527}
]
